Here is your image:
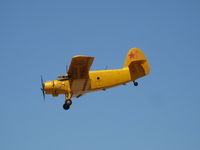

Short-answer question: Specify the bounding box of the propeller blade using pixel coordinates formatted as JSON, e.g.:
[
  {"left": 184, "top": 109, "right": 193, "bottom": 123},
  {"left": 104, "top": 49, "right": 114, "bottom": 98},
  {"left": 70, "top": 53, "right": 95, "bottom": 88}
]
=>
[
  {"left": 40, "top": 75, "right": 45, "bottom": 102},
  {"left": 66, "top": 64, "right": 68, "bottom": 73},
  {"left": 42, "top": 89, "right": 45, "bottom": 101},
  {"left": 40, "top": 76, "right": 44, "bottom": 89}
]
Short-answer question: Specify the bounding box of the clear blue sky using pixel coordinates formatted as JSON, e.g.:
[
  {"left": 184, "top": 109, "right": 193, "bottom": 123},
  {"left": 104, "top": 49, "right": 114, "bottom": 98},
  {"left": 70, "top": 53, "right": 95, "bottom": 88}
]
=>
[{"left": 0, "top": 0, "right": 200, "bottom": 150}]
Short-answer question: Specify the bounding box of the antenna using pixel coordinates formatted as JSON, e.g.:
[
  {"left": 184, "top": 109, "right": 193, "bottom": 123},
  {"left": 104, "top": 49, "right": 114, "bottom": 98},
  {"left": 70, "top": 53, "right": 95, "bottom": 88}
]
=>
[{"left": 104, "top": 65, "right": 108, "bottom": 70}]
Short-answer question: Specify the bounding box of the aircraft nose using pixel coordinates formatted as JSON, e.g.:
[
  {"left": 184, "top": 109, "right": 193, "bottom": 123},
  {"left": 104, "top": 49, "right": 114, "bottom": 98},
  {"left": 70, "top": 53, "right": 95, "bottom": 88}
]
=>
[{"left": 44, "top": 81, "right": 54, "bottom": 90}]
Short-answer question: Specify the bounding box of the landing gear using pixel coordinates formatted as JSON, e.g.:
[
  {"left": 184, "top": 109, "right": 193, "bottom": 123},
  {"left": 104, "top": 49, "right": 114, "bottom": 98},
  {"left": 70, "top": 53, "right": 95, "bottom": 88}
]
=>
[
  {"left": 133, "top": 81, "right": 138, "bottom": 86},
  {"left": 63, "top": 103, "right": 70, "bottom": 110},
  {"left": 63, "top": 99, "right": 72, "bottom": 110}
]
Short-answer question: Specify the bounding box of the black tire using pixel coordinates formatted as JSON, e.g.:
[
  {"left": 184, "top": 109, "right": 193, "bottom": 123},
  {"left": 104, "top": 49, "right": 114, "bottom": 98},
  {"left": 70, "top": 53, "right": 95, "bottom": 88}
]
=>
[
  {"left": 63, "top": 103, "right": 70, "bottom": 110},
  {"left": 134, "top": 81, "right": 138, "bottom": 86}
]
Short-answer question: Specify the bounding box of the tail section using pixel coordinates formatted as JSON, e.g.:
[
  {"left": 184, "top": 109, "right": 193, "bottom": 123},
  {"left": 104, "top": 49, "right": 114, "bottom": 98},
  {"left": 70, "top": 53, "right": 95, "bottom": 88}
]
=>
[{"left": 124, "top": 48, "right": 150, "bottom": 80}]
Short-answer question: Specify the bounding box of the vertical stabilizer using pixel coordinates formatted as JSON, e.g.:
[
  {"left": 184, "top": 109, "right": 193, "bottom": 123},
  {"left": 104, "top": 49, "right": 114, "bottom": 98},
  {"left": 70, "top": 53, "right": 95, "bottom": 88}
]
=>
[{"left": 124, "top": 48, "right": 150, "bottom": 80}]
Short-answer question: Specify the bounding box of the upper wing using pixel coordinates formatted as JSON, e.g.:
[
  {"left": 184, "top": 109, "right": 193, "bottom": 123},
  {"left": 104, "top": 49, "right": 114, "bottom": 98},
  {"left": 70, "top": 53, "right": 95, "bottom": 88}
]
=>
[{"left": 67, "top": 56, "right": 94, "bottom": 79}]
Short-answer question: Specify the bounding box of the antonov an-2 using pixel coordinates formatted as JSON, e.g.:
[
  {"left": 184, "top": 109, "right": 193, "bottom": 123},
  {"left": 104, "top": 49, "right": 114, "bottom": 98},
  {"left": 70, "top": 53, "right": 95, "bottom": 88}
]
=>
[{"left": 41, "top": 48, "right": 150, "bottom": 110}]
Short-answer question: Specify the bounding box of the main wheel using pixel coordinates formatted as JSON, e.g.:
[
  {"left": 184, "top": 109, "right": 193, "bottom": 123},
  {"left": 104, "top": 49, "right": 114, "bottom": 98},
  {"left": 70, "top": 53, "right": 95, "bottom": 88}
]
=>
[{"left": 63, "top": 103, "right": 70, "bottom": 110}]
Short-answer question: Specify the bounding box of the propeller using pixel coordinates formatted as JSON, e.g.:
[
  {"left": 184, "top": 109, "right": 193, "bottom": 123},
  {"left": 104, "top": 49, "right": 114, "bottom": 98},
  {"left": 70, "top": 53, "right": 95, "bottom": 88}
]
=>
[
  {"left": 40, "top": 75, "right": 45, "bottom": 102},
  {"left": 66, "top": 64, "right": 68, "bottom": 73}
]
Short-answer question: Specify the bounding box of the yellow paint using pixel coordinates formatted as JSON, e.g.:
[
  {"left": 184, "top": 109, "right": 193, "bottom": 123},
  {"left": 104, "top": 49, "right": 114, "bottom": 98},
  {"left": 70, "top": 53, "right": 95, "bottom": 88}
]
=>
[{"left": 43, "top": 48, "right": 150, "bottom": 99}]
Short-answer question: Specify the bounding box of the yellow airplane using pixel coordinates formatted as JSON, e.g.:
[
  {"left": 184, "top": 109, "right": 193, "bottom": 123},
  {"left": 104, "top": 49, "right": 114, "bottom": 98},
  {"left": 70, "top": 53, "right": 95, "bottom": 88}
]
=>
[{"left": 41, "top": 48, "right": 150, "bottom": 110}]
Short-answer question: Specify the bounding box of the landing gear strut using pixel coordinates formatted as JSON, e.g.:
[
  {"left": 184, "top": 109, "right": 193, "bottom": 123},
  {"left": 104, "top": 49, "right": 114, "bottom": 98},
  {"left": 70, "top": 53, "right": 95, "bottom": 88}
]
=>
[
  {"left": 63, "top": 99, "right": 72, "bottom": 110},
  {"left": 133, "top": 81, "right": 138, "bottom": 86}
]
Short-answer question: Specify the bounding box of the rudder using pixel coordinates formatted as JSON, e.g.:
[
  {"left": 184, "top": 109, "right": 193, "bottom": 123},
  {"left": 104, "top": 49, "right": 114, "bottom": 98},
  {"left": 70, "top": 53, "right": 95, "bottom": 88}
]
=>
[{"left": 124, "top": 48, "right": 150, "bottom": 80}]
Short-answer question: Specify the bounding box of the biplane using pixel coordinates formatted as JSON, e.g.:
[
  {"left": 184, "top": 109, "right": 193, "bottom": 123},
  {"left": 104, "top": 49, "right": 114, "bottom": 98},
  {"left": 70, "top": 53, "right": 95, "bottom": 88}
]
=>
[{"left": 40, "top": 48, "right": 150, "bottom": 110}]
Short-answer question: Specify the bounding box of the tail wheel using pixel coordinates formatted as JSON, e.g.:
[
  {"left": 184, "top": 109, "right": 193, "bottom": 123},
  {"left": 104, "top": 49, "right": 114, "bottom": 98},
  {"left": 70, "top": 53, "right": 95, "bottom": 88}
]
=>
[{"left": 133, "top": 81, "right": 138, "bottom": 86}]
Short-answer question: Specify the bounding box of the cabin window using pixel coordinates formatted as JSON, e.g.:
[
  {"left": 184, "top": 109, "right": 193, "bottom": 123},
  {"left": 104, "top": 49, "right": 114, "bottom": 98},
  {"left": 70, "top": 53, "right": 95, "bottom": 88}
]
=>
[{"left": 97, "top": 77, "right": 100, "bottom": 80}]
